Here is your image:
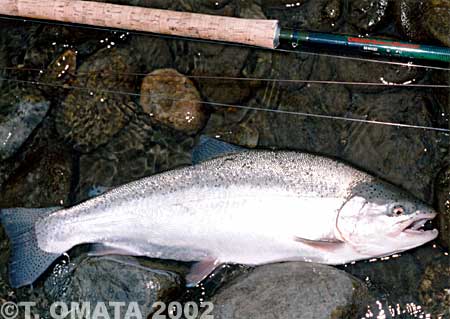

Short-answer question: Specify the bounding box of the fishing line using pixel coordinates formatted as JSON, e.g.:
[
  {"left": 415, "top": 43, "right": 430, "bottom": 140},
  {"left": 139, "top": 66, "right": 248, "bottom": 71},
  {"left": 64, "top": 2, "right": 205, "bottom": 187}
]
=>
[
  {"left": 0, "top": 76, "right": 448, "bottom": 133},
  {"left": 1, "top": 65, "right": 449, "bottom": 88},
  {"left": 1, "top": 15, "right": 449, "bottom": 72}
]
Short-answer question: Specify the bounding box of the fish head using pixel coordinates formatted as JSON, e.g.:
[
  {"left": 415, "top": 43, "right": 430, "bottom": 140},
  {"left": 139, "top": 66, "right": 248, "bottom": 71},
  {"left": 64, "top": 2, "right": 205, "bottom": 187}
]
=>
[{"left": 336, "top": 180, "right": 438, "bottom": 257}]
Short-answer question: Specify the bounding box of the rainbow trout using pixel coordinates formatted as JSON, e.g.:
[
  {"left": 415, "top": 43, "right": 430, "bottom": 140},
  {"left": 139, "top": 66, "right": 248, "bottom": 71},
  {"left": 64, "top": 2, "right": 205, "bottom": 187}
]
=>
[{"left": 0, "top": 137, "right": 438, "bottom": 288}]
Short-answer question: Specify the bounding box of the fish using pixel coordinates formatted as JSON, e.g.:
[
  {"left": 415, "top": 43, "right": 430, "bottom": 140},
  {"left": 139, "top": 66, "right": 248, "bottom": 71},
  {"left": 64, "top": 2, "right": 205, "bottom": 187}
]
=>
[{"left": 0, "top": 136, "right": 438, "bottom": 288}]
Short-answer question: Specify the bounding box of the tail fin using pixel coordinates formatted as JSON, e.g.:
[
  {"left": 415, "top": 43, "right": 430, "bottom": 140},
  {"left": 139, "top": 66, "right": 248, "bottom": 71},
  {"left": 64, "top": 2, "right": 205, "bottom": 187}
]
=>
[{"left": 0, "top": 207, "right": 61, "bottom": 288}]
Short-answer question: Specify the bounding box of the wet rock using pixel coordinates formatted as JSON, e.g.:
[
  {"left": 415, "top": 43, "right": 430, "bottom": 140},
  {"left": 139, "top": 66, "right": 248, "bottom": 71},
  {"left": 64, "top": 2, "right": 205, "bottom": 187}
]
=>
[
  {"left": 255, "top": 83, "right": 350, "bottom": 156},
  {"left": 418, "top": 262, "right": 450, "bottom": 317},
  {"left": 171, "top": 41, "right": 252, "bottom": 105},
  {"left": 239, "top": 1, "right": 267, "bottom": 19},
  {"left": 244, "top": 48, "right": 315, "bottom": 93},
  {"left": 395, "top": 0, "right": 450, "bottom": 46},
  {"left": 422, "top": 0, "right": 450, "bottom": 47},
  {"left": 0, "top": 141, "right": 73, "bottom": 207},
  {"left": 204, "top": 122, "right": 259, "bottom": 148},
  {"left": 343, "top": 245, "right": 449, "bottom": 317},
  {"left": 335, "top": 55, "right": 423, "bottom": 93},
  {"left": 263, "top": 0, "right": 343, "bottom": 31},
  {"left": 0, "top": 87, "right": 50, "bottom": 160},
  {"left": 179, "top": 0, "right": 238, "bottom": 16},
  {"left": 435, "top": 165, "right": 450, "bottom": 249},
  {"left": 394, "top": 0, "right": 429, "bottom": 43},
  {"left": 40, "top": 49, "right": 77, "bottom": 87},
  {"left": 166, "top": 3, "right": 251, "bottom": 105},
  {"left": 128, "top": 36, "right": 173, "bottom": 73},
  {"left": 341, "top": 91, "right": 442, "bottom": 202},
  {"left": 140, "top": 69, "right": 208, "bottom": 134},
  {"left": 346, "top": 0, "right": 389, "bottom": 31},
  {"left": 77, "top": 114, "right": 192, "bottom": 201},
  {"left": 56, "top": 48, "right": 137, "bottom": 153},
  {"left": 262, "top": 0, "right": 307, "bottom": 6},
  {"left": 44, "top": 256, "right": 182, "bottom": 319},
  {"left": 209, "top": 262, "right": 369, "bottom": 319}
]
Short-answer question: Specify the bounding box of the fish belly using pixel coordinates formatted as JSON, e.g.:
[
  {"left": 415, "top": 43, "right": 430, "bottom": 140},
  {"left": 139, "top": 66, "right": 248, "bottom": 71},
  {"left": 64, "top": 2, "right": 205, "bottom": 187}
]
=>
[{"left": 37, "top": 184, "right": 343, "bottom": 265}]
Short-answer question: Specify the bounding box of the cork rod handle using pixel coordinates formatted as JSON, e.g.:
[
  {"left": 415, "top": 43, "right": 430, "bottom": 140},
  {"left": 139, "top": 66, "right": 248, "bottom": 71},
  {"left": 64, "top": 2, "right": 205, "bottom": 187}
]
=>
[{"left": 0, "top": 0, "right": 280, "bottom": 48}]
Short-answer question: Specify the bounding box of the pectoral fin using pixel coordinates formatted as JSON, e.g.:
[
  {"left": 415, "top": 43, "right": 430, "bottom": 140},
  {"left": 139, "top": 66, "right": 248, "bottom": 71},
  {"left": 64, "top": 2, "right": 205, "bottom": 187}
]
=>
[
  {"left": 186, "top": 257, "right": 221, "bottom": 287},
  {"left": 294, "top": 236, "right": 344, "bottom": 251}
]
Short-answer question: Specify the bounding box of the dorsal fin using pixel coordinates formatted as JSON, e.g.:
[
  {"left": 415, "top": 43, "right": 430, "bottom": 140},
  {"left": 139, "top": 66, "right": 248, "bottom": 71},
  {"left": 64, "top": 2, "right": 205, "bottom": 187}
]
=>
[{"left": 192, "top": 136, "right": 246, "bottom": 164}]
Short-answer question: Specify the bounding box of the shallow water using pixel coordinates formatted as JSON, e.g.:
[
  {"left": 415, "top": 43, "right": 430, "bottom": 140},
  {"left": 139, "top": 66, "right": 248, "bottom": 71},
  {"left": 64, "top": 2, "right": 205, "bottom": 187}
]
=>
[{"left": 0, "top": 0, "right": 449, "bottom": 318}]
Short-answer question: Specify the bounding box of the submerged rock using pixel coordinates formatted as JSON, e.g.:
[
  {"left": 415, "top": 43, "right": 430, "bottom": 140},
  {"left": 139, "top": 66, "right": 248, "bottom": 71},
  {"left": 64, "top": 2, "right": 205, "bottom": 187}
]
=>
[
  {"left": 344, "top": 245, "right": 449, "bottom": 317},
  {"left": 44, "top": 256, "right": 182, "bottom": 319},
  {"left": 422, "top": 0, "right": 450, "bottom": 47},
  {"left": 140, "top": 69, "right": 207, "bottom": 135},
  {"left": 256, "top": 83, "right": 350, "bottom": 156},
  {"left": 263, "top": 0, "right": 342, "bottom": 31},
  {"left": 0, "top": 147, "right": 72, "bottom": 207},
  {"left": 0, "top": 121, "right": 73, "bottom": 207},
  {"left": 346, "top": 0, "right": 389, "bottom": 31},
  {"left": 0, "top": 87, "right": 50, "bottom": 160},
  {"left": 396, "top": 0, "right": 450, "bottom": 46},
  {"left": 40, "top": 49, "right": 77, "bottom": 91},
  {"left": 55, "top": 47, "right": 137, "bottom": 153},
  {"left": 209, "top": 262, "right": 369, "bottom": 319},
  {"left": 341, "top": 91, "right": 442, "bottom": 202},
  {"left": 418, "top": 262, "right": 450, "bottom": 317},
  {"left": 77, "top": 114, "right": 192, "bottom": 201}
]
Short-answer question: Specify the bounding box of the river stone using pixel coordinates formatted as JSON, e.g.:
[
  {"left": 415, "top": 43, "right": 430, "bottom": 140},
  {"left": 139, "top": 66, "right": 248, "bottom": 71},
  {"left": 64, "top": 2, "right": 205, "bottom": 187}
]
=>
[
  {"left": 418, "top": 261, "right": 450, "bottom": 317},
  {"left": 0, "top": 87, "right": 50, "bottom": 160},
  {"left": 256, "top": 83, "right": 350, "bottom": 156},
  {"left": 341, "top": 91, "right": 442, "bottom": 202},
  {"left": 343, "top": 245, "right": 449, "bottom": 317},
  {"left": 77, "top": 114, "right": 193, "bottom": 201},
  {"left": 422, "top": 0, "right": 450, "bottom": 47},
  {"left": 44, "top": 256, "right": 182, "bottom": 319},
  {"left": 140, "top": 69, "right": 207, "bottom": 134},
  {"left": 40, "top": 49, "right": 77, "bottom": 87},
  {"left": 395, "top": 0, "right": 450, "bottom": 46},
  {"left": 346, "top": 0, "right": 389, "bottom": 31},
  {"left": 263, "top": 0, "right": 342, "bottom": 31},
  {"left": 394, "top": 0, "right": 428, "bottom": 42},
  {"left": 334, "top": 54, "right": 423, "bottom": 93},
  {"left": 208, "top": 262, "right": 369, "bottom": 319},
  {"left": 55, "top": 47, "right": 137, "bottom": 153},
  {"left": 0, "top": 145, "right": 73, "bottom": 208}
]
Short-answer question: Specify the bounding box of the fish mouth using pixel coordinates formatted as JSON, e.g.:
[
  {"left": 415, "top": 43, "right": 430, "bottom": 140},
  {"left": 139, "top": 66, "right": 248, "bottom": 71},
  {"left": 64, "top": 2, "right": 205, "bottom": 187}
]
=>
[{"left": 402, "top": 212, "right": 437, "bottom": 235}]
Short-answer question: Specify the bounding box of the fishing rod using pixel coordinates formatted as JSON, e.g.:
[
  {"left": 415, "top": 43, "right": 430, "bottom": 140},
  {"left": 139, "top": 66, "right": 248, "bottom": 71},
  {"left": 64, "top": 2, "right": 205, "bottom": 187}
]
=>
[{"left": 1, "top": 0, "right": 450, "bottom": 63}]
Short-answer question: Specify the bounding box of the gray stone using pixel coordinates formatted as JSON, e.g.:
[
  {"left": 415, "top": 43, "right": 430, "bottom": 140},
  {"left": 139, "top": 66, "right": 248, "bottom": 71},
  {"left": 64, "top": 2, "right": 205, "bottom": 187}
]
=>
[
  {"left": 77, "top": 114, "right": 193, "bottom": 201},
  {"left": 341, "top": 90, "right": 444, "bottom": 202},
  {"left": 209, "top": 262, "right": 369, "bottom": 319},
  {"left": 44, "top": 256, "right": 182, "bottom": 319},
  {"left": 0, "top": 88, "right": 50, "bottom": 160}
]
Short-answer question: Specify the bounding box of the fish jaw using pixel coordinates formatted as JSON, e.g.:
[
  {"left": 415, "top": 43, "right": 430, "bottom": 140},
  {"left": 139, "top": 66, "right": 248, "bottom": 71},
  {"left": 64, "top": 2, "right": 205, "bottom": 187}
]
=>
[
  {"left": 370, "top": 211, "right": 438, "bottom": 255},
  {"left": 396, "top": 211, "right": 438, "bottom": 243}
]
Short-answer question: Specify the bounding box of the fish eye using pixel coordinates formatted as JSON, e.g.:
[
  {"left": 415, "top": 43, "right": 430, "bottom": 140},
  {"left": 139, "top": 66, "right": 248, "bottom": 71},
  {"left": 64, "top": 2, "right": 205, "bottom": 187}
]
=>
[{"left": 392, "top": 205, "right": 405, "bottom": 216}]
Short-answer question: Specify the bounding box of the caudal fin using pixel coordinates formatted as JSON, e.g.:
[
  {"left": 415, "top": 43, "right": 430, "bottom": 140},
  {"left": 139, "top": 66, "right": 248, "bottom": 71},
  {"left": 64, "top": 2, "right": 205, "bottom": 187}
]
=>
[{"left": 0, "top": 207, "right": 61, "bottom": 288}]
